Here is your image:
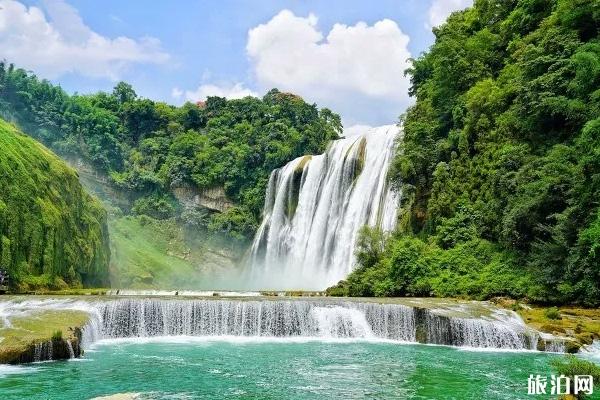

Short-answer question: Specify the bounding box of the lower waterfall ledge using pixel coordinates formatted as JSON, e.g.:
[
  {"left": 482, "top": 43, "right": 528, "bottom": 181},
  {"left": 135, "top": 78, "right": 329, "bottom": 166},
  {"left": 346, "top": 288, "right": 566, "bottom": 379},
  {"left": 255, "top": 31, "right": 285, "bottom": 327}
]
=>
[
  {"left": 81, "top": 296, "right": 571, "bottom": 352},
  {"left": 0, "top": 308, "right": 88, "bottom": 364},
  {"left": 1, "top": 296, "right": 591, "bottom": 361}
]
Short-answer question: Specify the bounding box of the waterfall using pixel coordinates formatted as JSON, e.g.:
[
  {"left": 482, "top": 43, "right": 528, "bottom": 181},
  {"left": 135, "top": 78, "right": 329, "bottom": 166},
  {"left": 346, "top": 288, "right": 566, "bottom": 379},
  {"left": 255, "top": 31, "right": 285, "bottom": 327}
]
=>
[
  {"left": 424, "top": 313, "right": 535, "bottom": 349},
  {"left": 247, "top": 125, "right": 400, "bottom": 290},
  {"left": 77, "top": 298, "right": 555, "bottom": 351},
  {"left": 33, "top": 341, "right": 53, "bottom": 362},
  {"left": 0, "top": 298, "right": 565, "bottom": 356},
  {"left": 66, "top": 341, "right": 75, "bottom": 358},
  {"left": 91, "top": 299, "right": 415, "bottom": 342}
]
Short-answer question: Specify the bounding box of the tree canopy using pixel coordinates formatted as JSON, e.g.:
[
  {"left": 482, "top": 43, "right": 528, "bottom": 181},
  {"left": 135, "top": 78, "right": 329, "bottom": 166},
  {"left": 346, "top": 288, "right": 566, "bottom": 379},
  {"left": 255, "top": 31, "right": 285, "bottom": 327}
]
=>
[{"left": 0, "top": 65, "right": 341, "bottom": 241}]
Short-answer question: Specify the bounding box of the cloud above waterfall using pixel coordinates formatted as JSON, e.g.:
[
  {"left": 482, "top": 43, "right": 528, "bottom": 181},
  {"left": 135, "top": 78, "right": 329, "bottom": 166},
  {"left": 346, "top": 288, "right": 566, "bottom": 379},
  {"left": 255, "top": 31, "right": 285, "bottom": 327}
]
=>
[
  {"left": 172, "top": 82, "right": 258, "bottom": 102},
  {"left": 246, "top": 10, "right": 413, "bottom": 126},
  {"left": 0, "top": 0, "right": 170, "bottom": 80},
  {"left": 426, "top": 0, "right": 473, "bottom": 28}
]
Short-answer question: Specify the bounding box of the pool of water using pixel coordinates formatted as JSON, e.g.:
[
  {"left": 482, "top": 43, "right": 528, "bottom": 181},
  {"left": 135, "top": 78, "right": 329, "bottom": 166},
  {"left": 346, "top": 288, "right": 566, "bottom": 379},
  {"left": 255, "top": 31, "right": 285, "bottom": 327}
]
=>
[{"left": 0, "top": 339, "right": 574, "bottom": 399}]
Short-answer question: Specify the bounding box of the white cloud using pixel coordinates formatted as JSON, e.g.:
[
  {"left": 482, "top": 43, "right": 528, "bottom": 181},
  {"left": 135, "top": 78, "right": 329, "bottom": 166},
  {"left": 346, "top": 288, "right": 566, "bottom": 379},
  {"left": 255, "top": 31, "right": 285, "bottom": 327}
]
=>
[
  {"left": 427, "top": 0, "right": 472, "bottom": 28},
  {"left": 176, "top": 82, "right": 257, "bottom": 102},
  {"left": 246, "top": 10, "right": 413, "bottom": 126},
  {"left": 171, "top": 87, "right": 184, "bottom": 99},
  {"left": 0, "top": 0, "right": 170, "bottom": 80}
]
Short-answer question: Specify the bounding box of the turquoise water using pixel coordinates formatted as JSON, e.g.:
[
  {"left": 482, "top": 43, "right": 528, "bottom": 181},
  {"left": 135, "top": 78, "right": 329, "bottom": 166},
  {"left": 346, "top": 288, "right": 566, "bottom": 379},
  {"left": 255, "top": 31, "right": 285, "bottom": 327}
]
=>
[{"left": 0, "top": 338, "right": 575, "bottom": 400}]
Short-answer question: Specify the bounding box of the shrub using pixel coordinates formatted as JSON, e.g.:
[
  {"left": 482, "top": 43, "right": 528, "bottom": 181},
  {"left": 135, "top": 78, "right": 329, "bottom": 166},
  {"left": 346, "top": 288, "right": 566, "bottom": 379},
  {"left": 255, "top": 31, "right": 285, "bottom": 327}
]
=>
[
  {"left": 132, "top": 195, "right": 177, "bottom": 220},
  {"left": 545, "top": 307, "right": 562, "bottom": 320},
  {"left": 551, "top": 356, "right": 600, "bottom": 399}
]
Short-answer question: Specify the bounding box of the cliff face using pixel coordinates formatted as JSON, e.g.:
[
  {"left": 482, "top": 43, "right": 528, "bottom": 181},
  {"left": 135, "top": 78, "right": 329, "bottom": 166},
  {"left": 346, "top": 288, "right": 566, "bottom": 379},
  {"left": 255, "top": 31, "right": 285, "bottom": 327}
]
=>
[
  {"left": 0, "top": 119, "right": 110, "bottom": 290},
  {"left": 172, "top": 185, "right": 234, "bottom": 213}
]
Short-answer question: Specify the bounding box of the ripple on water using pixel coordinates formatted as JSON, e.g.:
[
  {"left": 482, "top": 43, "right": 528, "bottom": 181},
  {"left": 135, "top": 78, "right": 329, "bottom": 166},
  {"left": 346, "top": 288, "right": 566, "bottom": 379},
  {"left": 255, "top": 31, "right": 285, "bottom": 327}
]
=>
[
  {"left": 0, "top": 365, "right": 39, "bottom": 377},
  {"left": 89, "top": 394, "right": 141, "bottom": 400}
]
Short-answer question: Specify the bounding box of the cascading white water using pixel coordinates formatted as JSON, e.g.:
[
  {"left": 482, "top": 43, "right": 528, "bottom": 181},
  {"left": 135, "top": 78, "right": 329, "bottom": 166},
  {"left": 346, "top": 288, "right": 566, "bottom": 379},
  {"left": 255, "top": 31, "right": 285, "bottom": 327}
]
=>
[
  {"left": 33, "top": 341, "right": 52, "bottom": 362},
  {"left": 78, "top": 298, "right": 553, "bottom": 351},
  {"left": 0, "top": 298, "right": 568, "bottom": 355},
  {"left": 425, "top": 314, "right": 535, "bottom": 350},
  {"left": 90, "top": 299, "right": 416, "bottom": 342},
  {"left": 247, "top": 125, "right": 401, "bottom": 290}
]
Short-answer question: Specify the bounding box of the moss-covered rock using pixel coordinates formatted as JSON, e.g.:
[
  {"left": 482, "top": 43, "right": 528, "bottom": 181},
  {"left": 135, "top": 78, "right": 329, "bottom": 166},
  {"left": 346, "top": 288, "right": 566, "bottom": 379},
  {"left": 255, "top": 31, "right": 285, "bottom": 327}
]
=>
[
  {"left": 286, "top": 156, "right": 311, "bottom": 219},
  {"left": 0, "top": 119, "right": 110, "bottom": 289},
  {"left": 344, "top": 137, "right": 367, "bottom": 184},
  {"left": 517, "top": 306, "right": 600, "bottom": 353},
  {"left": 0, "top": 309, "right": 88, "bottom": 364}
]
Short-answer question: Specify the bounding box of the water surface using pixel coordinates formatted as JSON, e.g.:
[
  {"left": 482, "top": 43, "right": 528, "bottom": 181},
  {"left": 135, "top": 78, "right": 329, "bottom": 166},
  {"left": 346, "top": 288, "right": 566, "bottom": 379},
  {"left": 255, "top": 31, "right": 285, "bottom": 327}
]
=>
[{"left": 0, "top": 339, "right": 564, "bottom": 399}]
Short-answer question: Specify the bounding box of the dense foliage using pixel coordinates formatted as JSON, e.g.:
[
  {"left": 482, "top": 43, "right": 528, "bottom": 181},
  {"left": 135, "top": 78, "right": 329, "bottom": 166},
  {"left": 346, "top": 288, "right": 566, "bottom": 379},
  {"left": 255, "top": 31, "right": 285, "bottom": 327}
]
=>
[
  {"left": 332, "top": 0, "right": 600, "bottom": 305},
  {"left": 0, "top": 119, "right": 110, "bottom": 290},
  {"left": 0, "top": 67, "right": 341, "bottom": 240},
  {"left": 551, "top": 355, "right": 600, "bottom": 399}
]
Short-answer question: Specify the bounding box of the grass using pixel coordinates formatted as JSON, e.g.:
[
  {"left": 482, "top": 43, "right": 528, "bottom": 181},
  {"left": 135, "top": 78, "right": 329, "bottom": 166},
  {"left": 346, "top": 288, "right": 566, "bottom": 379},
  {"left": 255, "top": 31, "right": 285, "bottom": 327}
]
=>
[
  {"left": 0, "top": 309, "right": 89, "bottom": 363},
  {"left": 109, "top": 216, "right": 237, "bottom": 289},
  {"left": 62, "top": 151, "right": 244, "bottom": 291},
  {"left": 551, "top": 355, "right": 600, "bottom": 399},
  {"left": 23, "top": 288, "right": 109, "bottom": 296},
  {"left": 545, "top": 306, "right": 562, "bottom": 320}
]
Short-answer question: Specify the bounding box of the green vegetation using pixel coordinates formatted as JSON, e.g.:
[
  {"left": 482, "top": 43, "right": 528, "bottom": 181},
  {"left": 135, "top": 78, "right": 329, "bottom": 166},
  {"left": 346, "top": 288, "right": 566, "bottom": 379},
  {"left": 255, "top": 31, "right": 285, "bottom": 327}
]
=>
[
  {"left": 0, "top": 62, "right": 340, "bottom": 287},
  {"left": 551, "top": 356, "right": 600, "bottom": 398},
  {"left": 334, "top": 0, "right": 600, "bottom": 306},
  {"left": 0, "top": 67, "right": 341, "bottom": 241},
  {"left": 109, "top": 216, "right": 238, "bottom": 289},
  {"left": 545, "top": 306, "right": 562, "bottom": 320},
  {"left": 0, "top": 309, "right": 88, "bottom": 363},
  {"left": 0, "top": 119, "right": 110, "bottom": 291}
]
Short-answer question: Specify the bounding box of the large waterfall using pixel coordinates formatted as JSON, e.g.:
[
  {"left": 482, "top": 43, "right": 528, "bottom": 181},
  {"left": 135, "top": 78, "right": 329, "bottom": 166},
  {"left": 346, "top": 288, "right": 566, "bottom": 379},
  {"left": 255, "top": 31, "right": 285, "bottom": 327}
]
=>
[{"left": 247, "top": 125, "right": 400, "bottom": 290}]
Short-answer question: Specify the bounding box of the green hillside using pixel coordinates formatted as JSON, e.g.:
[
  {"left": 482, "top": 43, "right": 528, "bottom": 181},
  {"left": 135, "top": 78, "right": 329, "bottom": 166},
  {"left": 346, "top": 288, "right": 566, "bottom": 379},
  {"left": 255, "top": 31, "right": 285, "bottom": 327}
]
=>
[
  {"left": 0, "top": 119, "right": 109, "bottom": 290},
  {"left": 331, "top": 0, "right": 600, "bottom": 306}
]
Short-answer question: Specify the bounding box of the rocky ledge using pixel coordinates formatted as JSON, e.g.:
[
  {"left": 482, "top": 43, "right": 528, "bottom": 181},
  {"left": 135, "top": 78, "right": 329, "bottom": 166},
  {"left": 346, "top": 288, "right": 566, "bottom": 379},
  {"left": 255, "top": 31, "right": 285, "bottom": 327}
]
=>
[
  {"left": 0, "top": 308, "right": 88, "bottom": 364},
  {"left": 493, "top": 298, "right": 600, "bottom": 353}
]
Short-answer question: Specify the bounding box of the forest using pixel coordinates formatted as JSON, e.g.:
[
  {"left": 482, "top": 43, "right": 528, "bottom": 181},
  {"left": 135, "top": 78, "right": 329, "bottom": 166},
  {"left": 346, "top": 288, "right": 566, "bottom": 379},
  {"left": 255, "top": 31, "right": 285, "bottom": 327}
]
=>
[
  {"left": 0, "top": 68, "right": 341, "bottom": 241},
  {"left": 329, "top": 0, "right": 600, "bottom": 306}
]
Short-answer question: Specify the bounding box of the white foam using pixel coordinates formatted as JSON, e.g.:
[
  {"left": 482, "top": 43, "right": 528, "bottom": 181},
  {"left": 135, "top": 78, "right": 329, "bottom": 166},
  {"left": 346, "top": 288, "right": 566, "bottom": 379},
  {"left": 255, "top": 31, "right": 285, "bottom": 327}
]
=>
[
  {"left": 581, "top": 341, "right": 600, "bottom": 361},
  {"left": 88, "top": 335, "right": 409, "bottom": 347},
  {"left": 105, "top": 290, "right": 262, "bottom": 297},
  {"left": 457, "top": 346, "right": 541, "bottom": 354},
  {"left": 90, "top": 393, "right": 142, "bottom": 400},
  {"left": 0, "top": 364, "right": 39, "bottom": 377}
]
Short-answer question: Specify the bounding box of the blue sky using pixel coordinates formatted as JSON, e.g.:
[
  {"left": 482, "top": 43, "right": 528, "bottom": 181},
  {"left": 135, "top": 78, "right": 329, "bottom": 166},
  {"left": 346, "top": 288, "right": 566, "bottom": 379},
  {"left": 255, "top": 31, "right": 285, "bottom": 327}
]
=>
[{"left": 3, "top": 0, "right": 472, "bottom": 127}]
